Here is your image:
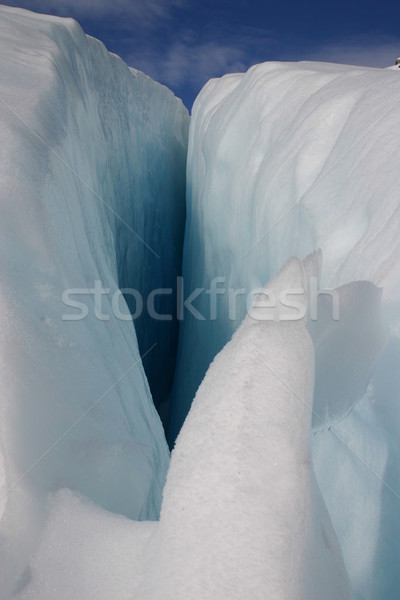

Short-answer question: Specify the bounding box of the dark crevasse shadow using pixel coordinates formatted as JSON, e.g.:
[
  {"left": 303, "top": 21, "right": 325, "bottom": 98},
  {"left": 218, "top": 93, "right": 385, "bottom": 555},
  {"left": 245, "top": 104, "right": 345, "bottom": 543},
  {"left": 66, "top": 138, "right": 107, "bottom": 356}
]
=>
[
  {"left": 117, "top": 162, "right": 187, "bottom": 430},
  {"left": 112, "top": 134, "right": 188, "bottom": 431}
]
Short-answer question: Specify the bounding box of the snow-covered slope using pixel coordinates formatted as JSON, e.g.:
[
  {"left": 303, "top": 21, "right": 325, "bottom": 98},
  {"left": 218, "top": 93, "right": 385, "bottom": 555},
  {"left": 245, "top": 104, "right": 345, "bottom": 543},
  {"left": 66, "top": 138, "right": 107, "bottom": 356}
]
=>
[
  {"left": 169, "top": 61, "right": 400, "bottom": 599},
  {"left": 0, "top": 6, "right": 188, "bottom": 597}
]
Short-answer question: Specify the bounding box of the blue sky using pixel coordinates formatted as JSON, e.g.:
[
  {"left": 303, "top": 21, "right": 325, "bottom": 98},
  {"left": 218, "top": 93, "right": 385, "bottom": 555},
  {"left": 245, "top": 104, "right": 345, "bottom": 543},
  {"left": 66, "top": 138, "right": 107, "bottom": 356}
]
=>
[{"left": 3, "top": 0, "right": 400, "bottom": 108}]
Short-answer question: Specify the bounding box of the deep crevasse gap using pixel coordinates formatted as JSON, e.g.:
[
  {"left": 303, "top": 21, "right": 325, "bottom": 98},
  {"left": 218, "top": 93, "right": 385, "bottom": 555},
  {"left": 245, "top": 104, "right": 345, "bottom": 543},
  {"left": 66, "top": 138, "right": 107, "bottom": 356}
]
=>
[
  {"left": 169, "top": 61, "right": 400, "bottom": 599},
  {"left": 0, "top": 6, "right": 188, "bottom": 596}
]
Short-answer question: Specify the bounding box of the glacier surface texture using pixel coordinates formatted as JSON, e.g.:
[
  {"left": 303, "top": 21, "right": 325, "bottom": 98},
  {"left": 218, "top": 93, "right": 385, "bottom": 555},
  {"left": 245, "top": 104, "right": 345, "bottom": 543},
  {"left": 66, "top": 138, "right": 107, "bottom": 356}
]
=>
[
  {"left": 0, "top": 5, "right": 400, "bottom": 600},
  {"left": 0, "top": 6, "right": 188, "bottom": 597},
  {"left": 169, "top": 61, "right": 400, "bottom": 599}
]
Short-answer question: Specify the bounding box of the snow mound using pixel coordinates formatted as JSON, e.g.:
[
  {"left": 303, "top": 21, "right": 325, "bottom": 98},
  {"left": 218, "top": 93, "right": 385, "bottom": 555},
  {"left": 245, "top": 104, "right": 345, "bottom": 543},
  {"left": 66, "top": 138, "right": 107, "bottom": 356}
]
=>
[
  {"left": 137, "top": 254, "right": 352, "bottom": 600},
  {"left": 16, "top": 489, "right": 156, "bottom": 600}
]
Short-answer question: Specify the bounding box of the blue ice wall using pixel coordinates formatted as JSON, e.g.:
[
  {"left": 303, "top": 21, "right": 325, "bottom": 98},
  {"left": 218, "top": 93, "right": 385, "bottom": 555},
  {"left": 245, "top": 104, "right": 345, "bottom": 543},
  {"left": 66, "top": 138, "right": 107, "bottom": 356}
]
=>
[
  {"left": 168, "top": 61, "right": 400, "bottom": 599},
  {"left": 0, "top": 7, "right": 188, "bottom": 595}
]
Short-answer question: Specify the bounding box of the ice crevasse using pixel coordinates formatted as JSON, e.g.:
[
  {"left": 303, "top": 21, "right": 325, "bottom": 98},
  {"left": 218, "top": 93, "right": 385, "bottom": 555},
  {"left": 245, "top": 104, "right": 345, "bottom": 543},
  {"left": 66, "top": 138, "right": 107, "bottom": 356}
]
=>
[{"left": 0, "top": 5, "right": 400, "bottom": 600}]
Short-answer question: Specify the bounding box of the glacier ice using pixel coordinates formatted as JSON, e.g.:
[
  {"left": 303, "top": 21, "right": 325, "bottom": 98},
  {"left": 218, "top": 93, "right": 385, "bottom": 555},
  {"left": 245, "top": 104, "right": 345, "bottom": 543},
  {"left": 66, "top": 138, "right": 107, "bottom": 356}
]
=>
[
  {"left": 17, "top": 255, "right": 354, "bottom": 600},
  {"left": 1, "top": 5, "right": 400, "bottom": 600},
  {"left": 169, "top": 60, "right": 400, "bottom": 441},
  {"left": 309, "top": 280, "right": 387, "bottom": 428},
  {"left": 0, "top": 5, "right": 188, "bottom": 597},
  {"left": 135, "top": 254, "right": 353, "bottom": 600},
  {"left": 169, "top": 60, "right": 400, "bottom": 599}
]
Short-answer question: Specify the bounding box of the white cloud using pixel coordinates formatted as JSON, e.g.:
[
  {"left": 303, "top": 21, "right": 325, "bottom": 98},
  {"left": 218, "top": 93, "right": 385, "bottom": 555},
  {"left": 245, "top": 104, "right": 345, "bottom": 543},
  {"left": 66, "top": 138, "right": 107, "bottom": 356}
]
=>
[
  {"left": 125, "top": 25, "right": 280, "bottom": 91},
  {"left": 135, "top": 39, "right": 248, "bottom": 88}
]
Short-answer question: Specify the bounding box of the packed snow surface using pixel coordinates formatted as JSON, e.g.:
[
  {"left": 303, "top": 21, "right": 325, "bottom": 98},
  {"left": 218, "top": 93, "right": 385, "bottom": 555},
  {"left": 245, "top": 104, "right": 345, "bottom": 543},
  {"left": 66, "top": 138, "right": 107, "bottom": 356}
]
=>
[
  {"left": 0, "top": 5, "right": 188, "bottom": 597},
  {"left": 16, "top": 490, "right": 157, "bottom": 600},
  {"left": 135, "top": 254, "right": 353, "bottom": 600}
]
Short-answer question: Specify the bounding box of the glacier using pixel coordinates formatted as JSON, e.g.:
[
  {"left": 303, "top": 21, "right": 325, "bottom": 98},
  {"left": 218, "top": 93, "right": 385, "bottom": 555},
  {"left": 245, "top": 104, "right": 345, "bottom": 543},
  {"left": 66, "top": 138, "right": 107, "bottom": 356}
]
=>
[
  {"left": 1, "top": 5, "right": 400, "bottom": 600},
  {"left": 135, "top": 254, "right": 353, "bottom": 600},
  {"left": 0, "top": 5, "right": 188, "bottom": 597},
  {"left": 169, "top": 60, "right": 400, "bottom": 441},
  {"left": 15, "top": 254, "right": 357, "bottom": 600},
  {"left": 169, "top": 60, "right": 400, "bottom": 599}
]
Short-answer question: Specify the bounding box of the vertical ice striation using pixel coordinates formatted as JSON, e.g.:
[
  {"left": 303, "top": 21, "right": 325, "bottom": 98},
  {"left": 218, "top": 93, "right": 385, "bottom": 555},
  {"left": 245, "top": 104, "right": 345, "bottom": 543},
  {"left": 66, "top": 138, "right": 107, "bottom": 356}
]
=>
[
  {"left": 169, "top": 61, "right": 400, "bottom": 598},
  {"left": 169, "top": 61, "right": 400, "bottom": 441},
  {"left": 0, "top": 6, "right": 188, "bottom": 597}
]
